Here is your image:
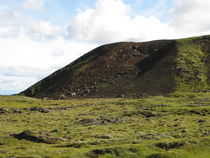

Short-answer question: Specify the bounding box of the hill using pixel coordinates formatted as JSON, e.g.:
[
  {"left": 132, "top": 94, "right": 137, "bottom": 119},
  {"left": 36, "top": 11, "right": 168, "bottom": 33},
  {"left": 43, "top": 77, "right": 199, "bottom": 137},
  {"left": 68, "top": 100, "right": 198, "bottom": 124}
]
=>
[{"left": 20, "top": 35, "right": 210, "bottom": 99}]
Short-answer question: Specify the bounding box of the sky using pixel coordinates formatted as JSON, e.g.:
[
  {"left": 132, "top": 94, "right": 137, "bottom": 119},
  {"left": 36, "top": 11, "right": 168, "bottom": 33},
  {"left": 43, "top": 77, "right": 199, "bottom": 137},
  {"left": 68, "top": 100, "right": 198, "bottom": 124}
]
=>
[{"left": 0, "top": 0, "right": 210, "bottom": 95}]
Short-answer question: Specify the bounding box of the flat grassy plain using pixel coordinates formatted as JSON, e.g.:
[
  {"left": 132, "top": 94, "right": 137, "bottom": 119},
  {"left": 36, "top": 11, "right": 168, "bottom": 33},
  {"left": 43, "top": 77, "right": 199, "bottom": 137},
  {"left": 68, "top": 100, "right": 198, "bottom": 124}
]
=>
[{"left": 0, "top": 93, "right": 209, "bottom": 158}]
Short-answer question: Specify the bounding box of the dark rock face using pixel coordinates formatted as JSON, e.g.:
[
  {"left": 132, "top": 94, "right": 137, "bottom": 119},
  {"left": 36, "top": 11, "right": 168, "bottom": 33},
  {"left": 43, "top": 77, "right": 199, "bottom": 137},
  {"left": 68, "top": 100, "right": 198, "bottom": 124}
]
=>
[{"left": 19, "top": 36, "right": 210, "bottom": 99}]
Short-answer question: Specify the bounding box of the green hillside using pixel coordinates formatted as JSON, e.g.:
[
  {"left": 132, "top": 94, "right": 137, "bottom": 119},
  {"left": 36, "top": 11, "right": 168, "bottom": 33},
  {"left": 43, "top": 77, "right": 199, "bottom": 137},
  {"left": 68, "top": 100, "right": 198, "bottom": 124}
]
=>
[
  {"left": 175, "top": 37, "right": 210, "bottom": 91},
  {"left": 1, "top": 35, "right": 208, "bottom": 157},
  {"left": 19, "top": 36, "right": 210, "bottom": 99}
]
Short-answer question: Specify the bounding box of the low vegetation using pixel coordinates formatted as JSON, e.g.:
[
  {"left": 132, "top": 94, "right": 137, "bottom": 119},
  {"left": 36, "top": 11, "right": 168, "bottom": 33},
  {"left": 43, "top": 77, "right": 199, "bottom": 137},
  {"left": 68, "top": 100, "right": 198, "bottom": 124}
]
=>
[
  {"left": 1, "top": 36, "right": 210, "bottom": 157},
  {"left": 176, "top": 37, "right": 209, "bottom": 91},
  {"left": 0, "top": 92, "right": 209, "bottom": 157}
]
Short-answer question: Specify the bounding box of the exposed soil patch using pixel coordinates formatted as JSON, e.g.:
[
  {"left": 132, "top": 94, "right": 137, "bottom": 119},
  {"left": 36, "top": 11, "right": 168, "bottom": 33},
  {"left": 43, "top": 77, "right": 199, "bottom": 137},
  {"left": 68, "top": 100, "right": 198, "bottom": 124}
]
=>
[
  {"left": 12, "top": 130, "right": 63, "bottom": 144},
  {"left": 77, "top": 117, "right": 122, "bottom": 126},
  {"left": 147, "top": 153, "right": 169, "bottom": 158},
  {"left": 155, "top": 141, "right": 185, "bottom": 150},
  {"left": 30, "top": 107, "right": 49, "bottom": 113},
  {"left": 59, "top": 142, "right": 86, "bottom": 148},
  {"left": 188, "top": 109, "right": 210, "bottom": 116},
  {"left": 123, "top": 110, "right": 157, "bottom": 118},
  {"left": 188, "top": 104, "right": 210, "bottom": 107},
  {"left": 12, "top": 108, "right": 22, "bottom": 114},
  {"left": 78, "top": 118, "right": 95, "bottom": 125},
  {"left": 87, "top": 147, "right": 124, "bottom": 158},
  {"left": 0, "top": 108, "right": 9, "bottom": 114},
  {"left": 2, "top": 104, "right": 87, "bottom": 115}
]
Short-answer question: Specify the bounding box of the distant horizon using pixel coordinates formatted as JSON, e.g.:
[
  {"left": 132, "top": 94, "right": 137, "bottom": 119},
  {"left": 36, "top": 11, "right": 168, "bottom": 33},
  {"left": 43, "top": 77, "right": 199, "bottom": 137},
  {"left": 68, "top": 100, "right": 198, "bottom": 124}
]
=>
[{"left": 1, "top": 0, "right": 210, "bottom": 95}]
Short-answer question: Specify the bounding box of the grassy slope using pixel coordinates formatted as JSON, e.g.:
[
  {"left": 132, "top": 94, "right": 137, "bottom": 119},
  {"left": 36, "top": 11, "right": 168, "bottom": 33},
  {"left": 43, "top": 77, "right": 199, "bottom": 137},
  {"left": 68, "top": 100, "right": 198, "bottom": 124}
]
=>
[
  {"left": 0, "top": 94, "right": 209, "bottom": 158},
  {"left": 175, "top": 37, "right": 209, "bottom": 92},
  {"left": 21, "top": 36, "right": 210, "bottom": 99}
]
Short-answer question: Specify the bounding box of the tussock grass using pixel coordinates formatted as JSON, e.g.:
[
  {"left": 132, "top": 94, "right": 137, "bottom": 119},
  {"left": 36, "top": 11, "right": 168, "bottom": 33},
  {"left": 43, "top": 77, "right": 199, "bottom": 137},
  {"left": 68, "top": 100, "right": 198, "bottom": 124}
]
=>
[{"left": 0, "top": 93, "right": 209, "bottom": 157}]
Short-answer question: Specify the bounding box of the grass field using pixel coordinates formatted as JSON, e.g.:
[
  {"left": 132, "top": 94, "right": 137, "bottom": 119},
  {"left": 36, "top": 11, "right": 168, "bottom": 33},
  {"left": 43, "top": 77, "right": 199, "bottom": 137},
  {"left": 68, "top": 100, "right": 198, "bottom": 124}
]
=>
[{"left": 0, "top": 93, "right": 210, "bottom": 158}]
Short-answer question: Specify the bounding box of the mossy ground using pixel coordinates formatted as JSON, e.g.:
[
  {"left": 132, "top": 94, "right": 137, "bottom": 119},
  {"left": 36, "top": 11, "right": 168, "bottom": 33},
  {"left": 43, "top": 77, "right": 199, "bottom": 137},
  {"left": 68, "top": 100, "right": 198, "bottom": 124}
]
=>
[
  {"left": 175, "top": 37, "right": 209, "bottom": 91},
  {"left": 0, "top": 93, "right": 209, "bottom": 158}
]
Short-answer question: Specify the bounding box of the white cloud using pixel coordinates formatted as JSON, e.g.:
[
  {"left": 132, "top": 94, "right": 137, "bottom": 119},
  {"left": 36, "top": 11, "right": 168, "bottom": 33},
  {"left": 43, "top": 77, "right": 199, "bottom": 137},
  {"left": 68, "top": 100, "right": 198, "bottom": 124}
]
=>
[
  {"left": 0, "top": 8, "right": 21, "bottom": 38},
  {"left": 21, "top": 0, "right": 45, "bottom": 10},
  {"left": 0, "top": 35, "right": 97, "bottom": 94},
  {"left": 0, "top": 65, "right": 59, "bottom": 94},
  {"left": 51, "top": 48, "right": 65, "bottom": 57},
  {"left": 170, "top": 0, "right": 210, "bottom": 36},
  {"left": 0, "top": 74, "right": 38, "bottom": 94},
  {"left": 0, "top": 5, "right": 64, "bottom": 40},
  {"left": 69, "top": 0, "right": 175, "bottom": 43},
  {"left": 0, "top": 27, "right": 20, "bottom": 38},
  {"left": 0, "top": 8, "right": 20, "bottom": 27},
  {"left": 0, "top": 65, "right": 50, "bottom": 77},
  {"left": 26, "top": 20, "right": 64, "bottom": 40},
  {"left": 0, "top": 35, "right": 97, "bottom": 68}
]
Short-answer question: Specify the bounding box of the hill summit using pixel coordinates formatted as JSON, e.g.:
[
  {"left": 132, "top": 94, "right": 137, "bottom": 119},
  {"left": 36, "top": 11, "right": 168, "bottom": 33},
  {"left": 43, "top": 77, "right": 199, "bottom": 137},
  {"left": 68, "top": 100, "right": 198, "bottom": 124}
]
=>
[{"left": 20, "top": 35, "right": 210, "bottom": 99}]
